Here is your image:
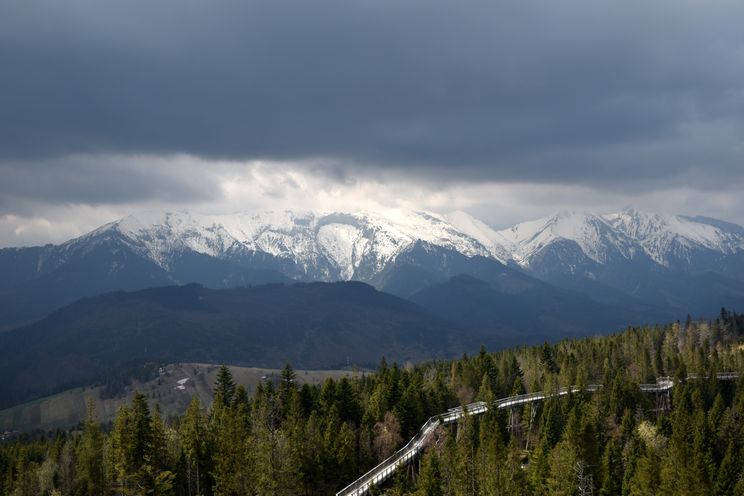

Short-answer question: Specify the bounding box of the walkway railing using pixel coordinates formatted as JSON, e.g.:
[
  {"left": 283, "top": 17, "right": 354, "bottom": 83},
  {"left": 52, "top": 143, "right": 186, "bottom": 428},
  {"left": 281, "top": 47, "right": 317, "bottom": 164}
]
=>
[{"left": 335, "top": 372, "right": 739, "bottom": 496}]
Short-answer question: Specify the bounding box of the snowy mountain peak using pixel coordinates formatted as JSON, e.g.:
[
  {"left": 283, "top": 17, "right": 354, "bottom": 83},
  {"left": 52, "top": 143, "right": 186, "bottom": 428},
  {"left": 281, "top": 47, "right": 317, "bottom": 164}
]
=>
[
  {"left": 77, "top": 208, "right": 496, "bottom": 280},
  {"left": 490, "top": 208, "right": 744, "bottom": 268},
  {"left": 56, "top": 207, "right": 744, "bottom": 281},
  {"left": 602, "top": 208, "right": 744, "bottom": 264},
  {"left": 493, "top": 210, "right": 631, "bottom": 265}
]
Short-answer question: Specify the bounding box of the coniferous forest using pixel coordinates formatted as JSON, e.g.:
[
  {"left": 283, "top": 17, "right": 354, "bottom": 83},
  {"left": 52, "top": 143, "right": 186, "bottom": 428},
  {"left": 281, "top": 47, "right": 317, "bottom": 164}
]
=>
[{"left": 2, "top": 310, "right": 744, "bottom": 496}]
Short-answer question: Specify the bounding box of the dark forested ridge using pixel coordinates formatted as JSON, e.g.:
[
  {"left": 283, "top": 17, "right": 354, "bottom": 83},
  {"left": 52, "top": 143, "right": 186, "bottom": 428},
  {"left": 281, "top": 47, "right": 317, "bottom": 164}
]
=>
[
  {"left": 0, "top": 282, "right": 460, "bottom": 409},
  {"left": 408, "top": 274, "right": 651, "bottom": 346},
  {"left": 0, "top": 237, "right": 294, "bottom": 331},
  {"left": 0, "top": 278, "right": 646, "bottom": 411},
  {"left": 2, "top": 310, "right": 744, "bottom": 495}
]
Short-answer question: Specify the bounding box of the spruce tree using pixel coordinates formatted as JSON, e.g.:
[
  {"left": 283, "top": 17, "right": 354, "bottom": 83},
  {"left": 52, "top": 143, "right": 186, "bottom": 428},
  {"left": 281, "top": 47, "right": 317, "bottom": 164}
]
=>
[
  {"left": 75, "top": 400, "right": 106, "bottom": 495},
  {"left": 108, "top": 391, "right": 177, "bottom": 495},
  {"left": 715, "top": 441, "right": 739, "bottom": 496},
  {"left": 599, "top": 437, "right": 622, "bottom": 496},
  {"left": 211, "top": 397, "right": 252, "bottom": 495},
  {"left": 416, "top": 452, "right": 443, "bottom": 496},
  {"left": 214, "top": 365, "right": 236, "bottom": 408},
  {"left": 181, "top": 397, "right": 211, "bottom": 496},
  {"left": 278, "top": 363, "right": 297, "bottom": 416}
]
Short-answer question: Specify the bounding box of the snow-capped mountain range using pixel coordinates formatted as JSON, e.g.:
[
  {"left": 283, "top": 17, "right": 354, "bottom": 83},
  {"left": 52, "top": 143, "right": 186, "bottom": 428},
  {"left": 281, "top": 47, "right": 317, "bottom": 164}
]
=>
[
  {"left": 3, "top": 207, "right": 744, "bottom": 331},
  {"left": 4, "top": 209, "right": 743, "bottom": 407},
  {"left": 67, "top": 207, "right": 744, "bottom": 280},
  {"left": 452, "top": 208, "right": 744, "bottom": 268},
  {"left": 74, "top": 209, "right": 494, "bottom": 281}
]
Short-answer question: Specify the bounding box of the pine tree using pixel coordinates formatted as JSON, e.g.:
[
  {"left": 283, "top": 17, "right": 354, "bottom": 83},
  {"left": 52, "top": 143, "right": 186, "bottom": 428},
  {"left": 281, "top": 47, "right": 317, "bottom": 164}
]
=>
[
  {"left": 715, "top": 441, "right": 739, "bottom": 496},
  {"left": 211, "top": 399, "right": 252, "bottom": 496},
  {"left": 109, "top": 403, "right": 138, "bottom": 494},
  {"left": 545, "top": 440, "right": 578, "bottom": 496},
  {"left": 475, "top": 412, "right": 505, "bottom": 495},
  {"left": 75, "top": 400, "right": 106, "bottom": 495},
  {"left": 10, "top": 448, "right": 40, "bottom": 496},
  {"left": 108, "top": 392, "right": 174, "bottom": 495},
  {"left": 181, "top": 397, "right": 211, "bottom": 496},
  {"left": 337, "top": 376, "right": 362, "bottom": 426},
  {"left": 416, "top": 451, "right": 443, "bottom": 496},
  {"left": 335, "top": 422, "right": 358, "bottom": 486},
  {"left": 214, "top": 365, "right": 236, "bottom": 408},
  {"left": 627, "top": 448, "right": 661, "bottom": 496},
  {"left": 57, "top": 439, "right": 76, "bottom": 496},
  {"left": 540, "top": 344, "right": 560, "bottom": 375},
  {"left": 599, "top": 437, "right": 622, "bottom": 496},
  {"left": 234, "top": 384, "right": 250, "bottom": 410},
  {"left": 454, "top": 409, "right": 477, "bottom": 495},
  {"left": 251, "top": 387, "right": 299, "bottom": 495},
  {"left": 278, "top": 363, "right": 297, "bottom": 417}
]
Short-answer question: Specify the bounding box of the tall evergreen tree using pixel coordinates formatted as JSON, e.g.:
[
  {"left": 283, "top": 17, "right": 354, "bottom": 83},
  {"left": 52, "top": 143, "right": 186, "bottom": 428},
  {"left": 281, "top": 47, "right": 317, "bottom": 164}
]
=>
[
  {"left": 211, "top": 400, "right": 251, "bottom": 496},
  {"left": 715, "top": 441, "right": 739, "bottom": 496},
  {"left": 181, "top": 397, "right": 211, "bottom": 496},
  {"left": 416, "top": 451, "right": 443, "bottom": 496},
  {"left": 214, "top": 366, "right": 236, "bottom": 408},
  {"left": 75, "top": 400, "right": 106, "bottom": 495},
  {"left": 599, "top": 437, "right": 622, "bottom": 496}
]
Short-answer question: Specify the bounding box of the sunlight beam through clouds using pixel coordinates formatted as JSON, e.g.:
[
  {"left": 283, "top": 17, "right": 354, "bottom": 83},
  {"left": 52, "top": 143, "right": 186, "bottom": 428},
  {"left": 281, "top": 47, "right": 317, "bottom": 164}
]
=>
[
  {"left": 2, "top": 1, "right": 744, "bottom": 246},
  {"left": 3, "top": 155, "right": 744, "bottom": 248}
]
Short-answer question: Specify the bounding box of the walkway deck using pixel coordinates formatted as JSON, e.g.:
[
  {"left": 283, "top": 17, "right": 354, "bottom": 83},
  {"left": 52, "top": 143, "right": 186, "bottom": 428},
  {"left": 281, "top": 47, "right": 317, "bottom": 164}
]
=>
[{"left": 336, "top": 372, "right": 739, "bottom": 496}]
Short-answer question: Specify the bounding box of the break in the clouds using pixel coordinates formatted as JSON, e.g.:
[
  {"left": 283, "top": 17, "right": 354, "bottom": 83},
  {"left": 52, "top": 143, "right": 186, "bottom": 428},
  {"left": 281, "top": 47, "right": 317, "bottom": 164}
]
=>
[
  {"left": 1, "top": 0, "right": 744, "bottom": 245},
  {"left": 2, "top": 156, "right": 743, "bottom": 248}
]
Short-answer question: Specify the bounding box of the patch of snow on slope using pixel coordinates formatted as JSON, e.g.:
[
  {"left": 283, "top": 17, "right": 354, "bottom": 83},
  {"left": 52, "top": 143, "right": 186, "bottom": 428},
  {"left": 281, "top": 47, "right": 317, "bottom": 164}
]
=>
[
  {"left": 215, "top": 210, "right": 321, "bottom": 256},
  {"left": 317, "top": 223, "right": 361, "bottom": 279},
  {"left": 369, "top": 209, "right": 491, "bottom": 258},
  {"left": 495, "top": 211, "right": 635, "bottom": 265},
  {"left": 113, "top": 211, "right": 238, "bottom": 269},
  {"left": 444, "top": 211, "right": 513, "bottom": 263},
  {"left": 604, "top": 208, "right": 744, "bottom": 265}
]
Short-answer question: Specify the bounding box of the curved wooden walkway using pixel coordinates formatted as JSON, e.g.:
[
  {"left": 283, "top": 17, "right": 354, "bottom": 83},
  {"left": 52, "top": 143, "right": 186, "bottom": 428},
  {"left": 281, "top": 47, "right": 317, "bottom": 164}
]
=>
[{"left": 336, "top": 372, "right": 739, "bottom": 496}]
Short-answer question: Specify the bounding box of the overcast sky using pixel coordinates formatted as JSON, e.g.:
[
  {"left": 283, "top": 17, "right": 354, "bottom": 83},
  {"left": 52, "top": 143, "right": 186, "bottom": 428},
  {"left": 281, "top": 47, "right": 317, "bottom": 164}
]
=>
[{"left": 1, "top": 0, "right": 743, "bottom": 247}]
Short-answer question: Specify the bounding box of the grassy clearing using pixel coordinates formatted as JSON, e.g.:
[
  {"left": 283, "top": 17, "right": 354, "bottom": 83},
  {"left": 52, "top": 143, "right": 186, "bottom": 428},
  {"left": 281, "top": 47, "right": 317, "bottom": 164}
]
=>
[{"left": 0, "top": 363, "right": 357, "bottom": 432}]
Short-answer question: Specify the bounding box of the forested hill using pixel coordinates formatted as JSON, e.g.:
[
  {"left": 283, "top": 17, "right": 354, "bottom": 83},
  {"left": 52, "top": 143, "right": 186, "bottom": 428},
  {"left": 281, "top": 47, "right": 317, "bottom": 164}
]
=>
[
  {"left": 0, "top": 281, "right": 461, "bottom": 408},
  {"left": 2, "top": 310, "right": 744, "bottom": 495}
]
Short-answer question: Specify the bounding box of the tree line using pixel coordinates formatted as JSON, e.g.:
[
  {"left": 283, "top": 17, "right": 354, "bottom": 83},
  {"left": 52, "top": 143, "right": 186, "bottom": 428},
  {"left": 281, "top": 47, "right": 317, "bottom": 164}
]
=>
[{"left": 2, "top": 309, "right": 744, "bottom": 495}]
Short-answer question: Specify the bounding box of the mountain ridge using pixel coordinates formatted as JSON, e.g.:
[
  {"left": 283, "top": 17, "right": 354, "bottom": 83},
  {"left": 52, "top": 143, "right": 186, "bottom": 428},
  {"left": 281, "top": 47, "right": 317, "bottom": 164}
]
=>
[
  {"left": 9, "top": 206, "right": 744, "bottom": 272},
  {"left": 2, "top": 207, "right": 744, "bottom": 329},
  {"left": 0, "top": 281, "right": 461, "bottom": 408}
]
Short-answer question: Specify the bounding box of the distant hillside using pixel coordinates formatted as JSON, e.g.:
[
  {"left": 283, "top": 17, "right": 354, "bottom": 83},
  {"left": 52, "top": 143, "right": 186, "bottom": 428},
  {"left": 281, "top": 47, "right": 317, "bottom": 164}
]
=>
[
  {"left": 409, "top": 274, "right": 652, "bottom": 346},
  {"left": 0, "top": 236, "right": 292, "bottom": 331},
  {"left": 0, "top": 363, "right": 352, "bottom": 432},
  {"left": 0, "top": 282, "right": 460, "bottom": 408}
]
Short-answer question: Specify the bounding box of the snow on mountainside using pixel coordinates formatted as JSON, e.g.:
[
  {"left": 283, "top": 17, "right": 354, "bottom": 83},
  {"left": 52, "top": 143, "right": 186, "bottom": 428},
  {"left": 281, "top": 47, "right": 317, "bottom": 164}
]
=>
[
  {"left": 80, "top": 209, "right": 494, "bottom": 281},
  {"left": 493, "top": 211, "right": 635, "bottom": 266},
  {"left": 604, "top": 208, "right": 744, "bottom": 264},
  {"left": 52, "top": 207, "right": 744, "bottom": 282},
  {"left": 493, "top": 208, "right": 744, "bottom": 268},
  {"left": 443, "top": 211, "right": 514, "bottom": 263}
]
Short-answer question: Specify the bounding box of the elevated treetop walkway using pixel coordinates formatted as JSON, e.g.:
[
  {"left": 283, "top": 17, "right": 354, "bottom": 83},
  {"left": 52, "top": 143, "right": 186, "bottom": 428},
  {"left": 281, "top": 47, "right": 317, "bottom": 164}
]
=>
[{"left": 336, "top": 372, "right": 740, "bottom": 496}]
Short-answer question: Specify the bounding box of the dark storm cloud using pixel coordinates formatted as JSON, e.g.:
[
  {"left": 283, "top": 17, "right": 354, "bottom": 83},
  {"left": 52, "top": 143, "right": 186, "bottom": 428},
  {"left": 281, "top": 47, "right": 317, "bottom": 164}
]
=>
[
  {"left": 0, "top": 156, "right": 221, "bottom": 214},
  {"left": 1, "top": 0, "right": 743, "bottom": 188}
]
